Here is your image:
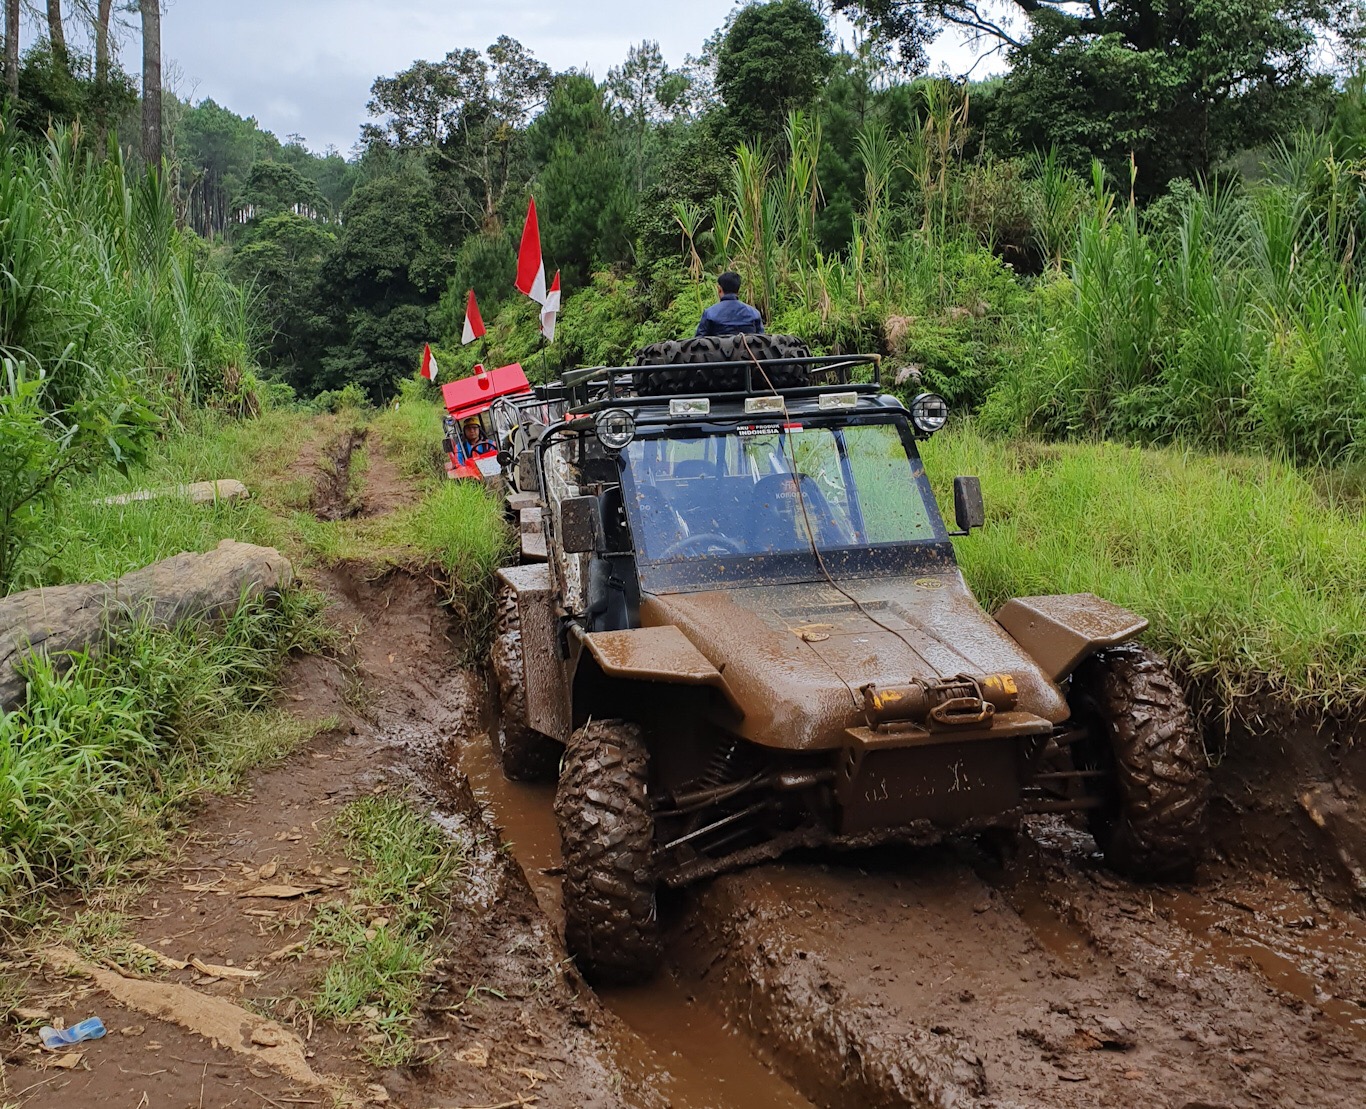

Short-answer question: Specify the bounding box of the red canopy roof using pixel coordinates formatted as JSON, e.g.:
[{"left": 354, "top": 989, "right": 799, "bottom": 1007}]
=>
[{"left": 441, "top": 363, "right": 532, "bottom": 420}]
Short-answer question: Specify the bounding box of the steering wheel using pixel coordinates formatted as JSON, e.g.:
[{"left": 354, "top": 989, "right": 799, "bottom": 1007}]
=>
[{"left": 659, "top": 533, "right": 744, "bottom": 559}]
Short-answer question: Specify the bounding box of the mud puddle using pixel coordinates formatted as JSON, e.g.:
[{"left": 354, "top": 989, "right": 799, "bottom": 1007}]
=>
[
  {"left": 1154, "top": 882, "right": 1366, "bottom": 1041},
  {"left": 457, "top": 721, "right": 814, "bottom": 1109}
]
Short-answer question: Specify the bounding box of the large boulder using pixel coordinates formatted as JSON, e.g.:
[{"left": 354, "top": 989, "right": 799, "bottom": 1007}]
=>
[{"left": 0, "top": 539, "right": 294, "bottom": 711}]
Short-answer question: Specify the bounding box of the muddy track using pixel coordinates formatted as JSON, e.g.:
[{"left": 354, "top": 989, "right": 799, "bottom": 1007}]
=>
[
  {"left": 460, "top": 687, "right": 1366, "bottom": 1109},
  {"left": 663, "top": 833, "right": 1366, "bottom": 1108},
  {"left": 10, "top": 425, "right": 1366, "bottom": 1109},
  {"left": 310, "top": 426, "right": 367, "bottom": 520}
]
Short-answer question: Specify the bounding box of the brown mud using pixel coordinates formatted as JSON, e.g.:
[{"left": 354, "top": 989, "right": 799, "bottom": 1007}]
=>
[
  {"left": 458, "top": 690, "right": 1366, "bottom": 1108},
  {"left": 1, "top": 431, "right": 640, "bottom": 1109},
  {"left": 455, "top": 713, "right": 815, "bottom": 1109},
  {"left": 660, "top": 829, "right": 1366, "bottom": 1108}
]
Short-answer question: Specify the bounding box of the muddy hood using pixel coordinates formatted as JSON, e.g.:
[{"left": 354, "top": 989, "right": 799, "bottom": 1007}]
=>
[{"left": 640, "top": 571, "right": 1068, "bottom": 751}]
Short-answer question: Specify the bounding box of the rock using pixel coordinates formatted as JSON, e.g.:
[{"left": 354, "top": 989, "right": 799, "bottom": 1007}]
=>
[
  {"left": 94, "top": 479, "right": 251, "bottom": 507},
  {"left": 0, "top": 539, "right": 293, "bottom": 711}
]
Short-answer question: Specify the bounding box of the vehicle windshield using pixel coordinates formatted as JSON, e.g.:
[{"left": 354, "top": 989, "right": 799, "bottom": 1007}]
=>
[{"left": 618, "top": 421, "right": 944, "bottom": 564}]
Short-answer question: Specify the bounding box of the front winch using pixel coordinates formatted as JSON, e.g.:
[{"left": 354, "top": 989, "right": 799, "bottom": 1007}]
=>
[{"left": 860, "top": 673, "right": 1019, "bottom": 730}]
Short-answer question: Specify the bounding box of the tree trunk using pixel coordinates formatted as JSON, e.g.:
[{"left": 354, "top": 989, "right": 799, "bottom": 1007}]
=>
[
  {"left": 93, "top": 0, "right": 114, "bottom": 150},
  {"left": 4, "top": 0, "right": 19, "bottom": 100},
  {"left": 46, "top": 0, "right": 68, "bottom": 74},
  {"left": 95, "top": 0, "right": 112, "bottom": 86},
  {"left": 140, "top": 0, "right": 161, "bottom": 167}
]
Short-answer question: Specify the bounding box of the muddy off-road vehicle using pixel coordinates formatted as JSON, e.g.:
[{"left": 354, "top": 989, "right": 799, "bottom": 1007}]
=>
[{"left": 489, "top": 334, "right": 1208, "bottom": 984}]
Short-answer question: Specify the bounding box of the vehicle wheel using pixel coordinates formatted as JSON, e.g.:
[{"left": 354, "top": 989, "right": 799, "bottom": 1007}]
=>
[
  {"left": 489, "top": 584, "right": 561, "bottom": 782},
  {"left": 555, "top": 719, "right": 661, "bottom": 984},
  {"left": 634, "top": 334, "right": 811, "bottom": 395},
  {"left": 1069, "top": 644, "right": 1208, "bottom": 880}
]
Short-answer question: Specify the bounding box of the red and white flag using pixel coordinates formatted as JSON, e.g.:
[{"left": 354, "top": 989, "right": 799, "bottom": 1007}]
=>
[
  {"left": 419, "top": 343, "right": 439, "bottom": 381},
  {"left": 539, "top": 270, "right": 561, "bottom": 343},
  {"left": 515, "top": 196, "right": 547, "bottom": 305},
  {"left": 461, "top": 289, "right": 486, "bottom": 346}
]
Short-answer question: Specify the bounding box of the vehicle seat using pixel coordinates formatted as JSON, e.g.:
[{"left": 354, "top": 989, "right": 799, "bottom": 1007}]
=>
[
  {"left": 673, "top": 459, "right": 711, "bottom": 479},
  {"left": 746, "top": 473, "right": 844, "bottom": 550}
]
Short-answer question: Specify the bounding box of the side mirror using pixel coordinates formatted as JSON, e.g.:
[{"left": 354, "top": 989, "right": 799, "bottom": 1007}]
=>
[
  {"left": 515, "top": 451, "right": 540, "bottom": 495},
  {"left": 441, "top": 437, "right": 454, "bottom": 457},
  {"left": 952, "top": 476, "right": 984, "bottom": 535},
  {"left": 559, "top": 495, "right": 601, "bottom": 554},
  {"left": 496, "top": 450, "right": 514, "bottom": 468}
]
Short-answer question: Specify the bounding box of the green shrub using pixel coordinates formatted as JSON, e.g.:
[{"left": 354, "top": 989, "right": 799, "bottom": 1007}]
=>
[{"left": 311, "top": 382, "right": 371, "bottom": 414}]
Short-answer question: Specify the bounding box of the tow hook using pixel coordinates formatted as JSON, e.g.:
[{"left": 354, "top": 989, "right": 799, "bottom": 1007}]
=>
[{"left": 860, "top": 673, "right": 1019, "bottom": 730}]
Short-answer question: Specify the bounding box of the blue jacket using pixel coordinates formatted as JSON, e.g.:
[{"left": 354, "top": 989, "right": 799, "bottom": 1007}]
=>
[{"left": 696, "top": 293, "right": 764, "bottom": 336}]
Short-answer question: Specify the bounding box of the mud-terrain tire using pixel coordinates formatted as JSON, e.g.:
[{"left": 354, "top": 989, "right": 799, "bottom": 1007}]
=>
[
  {"left": 634, "top": 334, "right": 811, "bottom": 395},
  {"left": 1069, "top": 644, "right": 1209, "bottom": 880},
  {"left": 555, "top": 719, "right": 661, "bottom": 984},
  {"left": 489, "top": 584, "right": 561, "bottom": 782}
]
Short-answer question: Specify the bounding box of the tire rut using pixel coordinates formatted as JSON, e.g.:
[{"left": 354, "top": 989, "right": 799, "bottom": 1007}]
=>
[
  {"left": 666, "top": 832, "right": 1366, "bottom": 1109},
  {"left": 310, "top": 426, "right": 366, "bottom": 520}
]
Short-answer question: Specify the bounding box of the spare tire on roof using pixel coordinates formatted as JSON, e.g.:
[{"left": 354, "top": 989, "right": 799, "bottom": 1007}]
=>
[{"left": 634, "top": 334, "right": 811, "bottom": 395}]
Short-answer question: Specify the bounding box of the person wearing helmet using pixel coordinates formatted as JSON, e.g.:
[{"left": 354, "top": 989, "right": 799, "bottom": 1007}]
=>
[{"left": 456, "top": 416, "right": 497, "bottom": 463}]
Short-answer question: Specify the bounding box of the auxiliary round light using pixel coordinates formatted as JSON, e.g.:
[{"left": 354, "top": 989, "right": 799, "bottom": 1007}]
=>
[
  {"left": 910, "top": 392, "right": 949, "bottom": 435},
  {"left": 594, "top": 408, "right": 637, "bottom": 451}
]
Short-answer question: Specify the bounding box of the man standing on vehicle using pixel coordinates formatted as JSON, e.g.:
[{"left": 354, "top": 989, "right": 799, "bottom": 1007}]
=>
[{"left": 696, "top": 271, "right": 764, "bottom": 336}]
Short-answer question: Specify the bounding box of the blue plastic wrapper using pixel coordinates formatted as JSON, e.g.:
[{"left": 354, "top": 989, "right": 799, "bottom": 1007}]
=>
[{"left": 39, "top": 1018, "right": 106, "bottom": 1049}]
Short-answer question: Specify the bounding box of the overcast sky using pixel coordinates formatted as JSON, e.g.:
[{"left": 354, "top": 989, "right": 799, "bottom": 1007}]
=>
[{"left": 87, "top": 0, "right": 1005, "bottom": 154}]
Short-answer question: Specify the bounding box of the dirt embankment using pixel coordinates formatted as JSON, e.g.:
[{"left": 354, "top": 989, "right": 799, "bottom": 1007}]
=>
[
  {"left": 1197, "top": 690, "right": 1366, "bottom": 905},
  {"left": 310, "top": 425, "right": 368, "bottom": 521}
]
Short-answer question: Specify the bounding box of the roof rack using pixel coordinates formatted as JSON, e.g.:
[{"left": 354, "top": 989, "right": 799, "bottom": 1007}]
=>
[{"left": 560, "top": 353, "right": 882, "bottom": 415}]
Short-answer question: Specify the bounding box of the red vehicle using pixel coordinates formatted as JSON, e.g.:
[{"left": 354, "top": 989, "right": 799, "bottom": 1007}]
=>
[{"left": 441, "top": 363, "right": 533, "bottom": 480}]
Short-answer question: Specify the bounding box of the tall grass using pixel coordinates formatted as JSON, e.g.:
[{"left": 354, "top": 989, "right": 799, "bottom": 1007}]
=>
[
  {"left": 0, "top": 124, "right": 256, "bottom": 414},
  {"left": 983, "top": 126, "right": 1366, "bottom": 462},
  {"left": 925, "top": 426, "right": 1366, "bottom": 712}
]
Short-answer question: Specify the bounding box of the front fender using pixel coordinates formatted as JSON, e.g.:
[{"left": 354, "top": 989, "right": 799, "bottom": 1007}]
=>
[{"left": 994, "top": 593, "right": 1148, "bottom": 682}]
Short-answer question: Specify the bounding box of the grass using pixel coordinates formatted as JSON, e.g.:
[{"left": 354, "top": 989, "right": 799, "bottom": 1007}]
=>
[
  {"left": 370, "top": 384, "right": 449, "bottom": 480},
  {"left": 309, "top": 795, "right": 467, "bottom": 1067},
  {"left": 923, "top": 424, "right": 1366, "bottom": 713},
  {"left": 11, "top": 407, "right": 332, "bottom": 590},
  {"left": 0, "top": 592, "right": 334, "bottom": 925},
  {"left": 0, "top": 393, "right": 503, "bottom": 927}
]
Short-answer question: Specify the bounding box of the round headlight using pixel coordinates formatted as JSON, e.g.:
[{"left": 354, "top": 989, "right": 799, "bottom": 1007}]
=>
[
  {"left": 594, "top": 408, "right": 636, "bottom": 451},
  {"left": 910, "top": 392, "right": 949, "bottom": 435}
]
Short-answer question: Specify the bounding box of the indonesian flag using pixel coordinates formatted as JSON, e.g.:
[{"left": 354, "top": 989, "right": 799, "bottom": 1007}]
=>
[
  {"left": 539, "top": 270, "right": 561, "bottom": 343},
  {"left": 419, "top": 343, "right": 438, "bottom": 381},
  {"left": 461, "top": 289, "right": 486, "bottom": 346},
  {"left": 515, "top": 196, "right": 547, "bottom": 305}
]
